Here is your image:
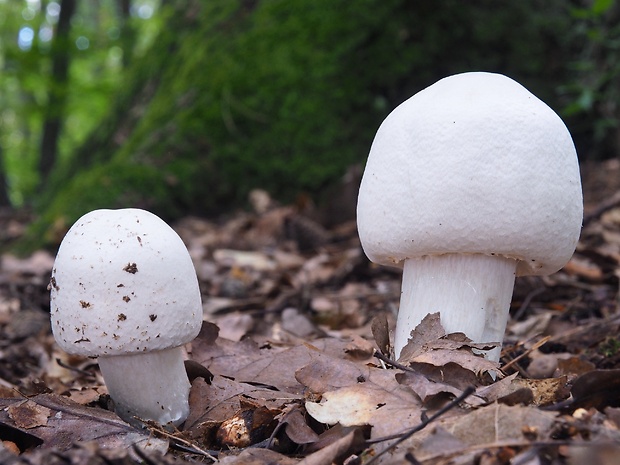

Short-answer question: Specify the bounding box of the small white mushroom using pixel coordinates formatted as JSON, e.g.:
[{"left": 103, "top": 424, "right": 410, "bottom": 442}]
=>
[
  {"left": 50, "top": 208, "right": 203, "bottom": 425},
  {"left": 357, "top": 72, "right": 583, "bottom": 361}
]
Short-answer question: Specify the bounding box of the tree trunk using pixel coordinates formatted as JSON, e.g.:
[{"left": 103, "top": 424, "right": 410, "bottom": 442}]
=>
[
  {"left": 0, "top": 145, "right": 12, "bottom": 207},
  {"left": 118, "top": 0, "right": 135, "bottom": 68},
  {"left": 38, "top": 0, "right": 76, "bottom": 187}
]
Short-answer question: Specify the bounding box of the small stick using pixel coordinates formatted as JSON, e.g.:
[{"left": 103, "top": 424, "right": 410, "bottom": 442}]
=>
[
  {"left": 142, "top": 419, "right": 218, "bottom": 462},
  {"left": 373, "top": 350, "right": 417, "bottom": 373},
  {"left": 500, "top": 335, "right": 550, "bottom": 373},
  {"left": 55, "top": 358, "right": 97, "bottom": 377},
  {"left": 364, "top": 386, "right": 475, "bottom": 465},
  {"left": 512, "top": 286, "right": 546, "bottom": 321}
]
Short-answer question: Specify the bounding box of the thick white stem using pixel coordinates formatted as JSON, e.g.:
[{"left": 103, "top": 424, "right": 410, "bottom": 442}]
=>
[
  {"left": 98, "top": 346, "right": 191, "bottom": 426},
  {"left": 395, "top": 254, "right": 517, "bottom": 361}
]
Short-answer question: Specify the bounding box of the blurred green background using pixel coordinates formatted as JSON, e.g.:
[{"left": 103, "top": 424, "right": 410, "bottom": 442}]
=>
[{"left": 0, "top": 0, "right": 618, "bottom": 247}]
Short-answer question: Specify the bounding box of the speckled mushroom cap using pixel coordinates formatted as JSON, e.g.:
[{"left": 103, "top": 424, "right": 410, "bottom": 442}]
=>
[
  {"left": 50, "top": 208, "right": 202, "bottom": 357},
  {"left": 357, "top": 72, "right": 583, "bottom": 276}
]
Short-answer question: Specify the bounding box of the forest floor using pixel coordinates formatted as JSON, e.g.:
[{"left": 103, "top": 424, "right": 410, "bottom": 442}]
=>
[{"left": 2, "top": 160, "right": 620, "bottom": 464}]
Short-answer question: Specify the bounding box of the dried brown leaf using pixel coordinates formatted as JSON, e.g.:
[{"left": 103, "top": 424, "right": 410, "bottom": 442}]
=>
[
  {"left": 345, "top": 334, "right": 376, "bottom": 361},
  {"left": 444, "top": 403, "right": 557, "bottom": 445},
  {"left": 398, "top": 313, "right": 447, "bottom": 361},
  {"left": 218, "top": 447, "right": 299, "bottom": 465},
  {"left": 281, "top": 308, "right": 320, "bottom": 338},
  {"left": 66, "top": 387, "right": 105, "bottom": 405},
  {"left": 371, "top": 313, "right": 391, "bottom": 356},
  {"left": 184, "top": 375, "right": 300, "bottom": 449},
  {"left": 8, "top": 400, "right": 51, "bottom": 429},
  {"left": 194, "top": 331, "right": 352, "bottom": 394},
  {"left": 298, "top": 429, "right": 365, "bottom": 465},
  {"left": 398, "top": 313, "right": 500, "bottom": 380},
  {"left": 0, "top": 394, "right": 167, "bottom": 452},
  {"left": 304, "top": 367, "right": 422, "bottom": 438},
  {"left": 214, "top": 312, "right": 255, "bottom": 341},
  {"left": 571, "top": 369, "right": 620, "bottom": 410},
  {"left": 395, "top": 371, "right": 463, "bottom": 405},
  {"left": 414, "top": 426, "right": 467, "bottom": 461},
  {"left": 295, "top": 354, "right": 369, "bottom": 394},
  {"left": 410, "top": 349, "right": 499, "bottom": 377},
  {"left": 281, "top": 406, "right": 320, "bottom": 445},
  {"left": 476, "top": 374, "right": 570, "bottom": 406},
  {"left": 387, "top": 403, "right": 560, "bottom": 464},
  {"left": 408, "top": 361, "right": 482, "bottom": 392},
  {"left": 195, "top": 376, "right": 300, "bottom": 419},
  {"left": 556, "top": 356, "right": 596, "bottom": 377}
]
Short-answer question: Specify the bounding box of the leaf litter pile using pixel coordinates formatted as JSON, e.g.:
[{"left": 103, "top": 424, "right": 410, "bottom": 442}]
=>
[{"left": 2, "top": 162, "right": 620, "bottom": 464}]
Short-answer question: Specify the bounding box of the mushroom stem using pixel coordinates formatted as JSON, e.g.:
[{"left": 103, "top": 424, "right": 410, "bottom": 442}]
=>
[
  {"left": 395, "top": 253, "right": 517, "bottom": 361},
  {"left": 98, "top": 346, "right": 191, "bottom": 426}
]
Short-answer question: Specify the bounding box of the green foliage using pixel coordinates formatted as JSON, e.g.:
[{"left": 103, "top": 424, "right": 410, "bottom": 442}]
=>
[
  {"left": 598, "top": 336, "right": 620, "bottom": 357},
  {"left": 9, "top": 0, "right": 619, "bottom": 249},
  {"left": 0, "top": 0, "right": 159, "bottom": 206},
  {"left": 560, "top": 0, "right": 620, "bottom": 158},
  {"left": 37, "top": 0, "right": 577, "bottom": 228}
]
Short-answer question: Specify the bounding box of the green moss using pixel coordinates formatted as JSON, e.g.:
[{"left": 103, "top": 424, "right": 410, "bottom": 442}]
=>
[
  {"left": 27, "top": 0, "right": 573, "bottom": 251},
  {"left": 599, "top": 337, "right": 620, "bottom": 358}
]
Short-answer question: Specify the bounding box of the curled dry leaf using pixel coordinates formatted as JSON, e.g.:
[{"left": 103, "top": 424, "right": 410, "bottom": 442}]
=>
[
  {"left": 398, "top": 313, "right": 447, "bottom": 361},
  {"left": 398, "top": 313, "right": 501, "bottom": 379},
  {"left": 297, "top": 429, "right": 365, "bottom": 465},
  {"left": 280, "top": 406, "right": 320, "bottom": 445},
  {"left": 407, "top": 361, "right": 483, "bottom": 392},
  {"left": 395, "top": 371, "right": 463, "bottom": 406}
]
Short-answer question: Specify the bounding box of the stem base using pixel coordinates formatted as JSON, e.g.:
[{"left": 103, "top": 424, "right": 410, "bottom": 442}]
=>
[
  {"left": 395, "top": 254, "right": 517, "bottom": 361},
  {"left": 98, "top": 346, "right": 191, "bottom": 426}
]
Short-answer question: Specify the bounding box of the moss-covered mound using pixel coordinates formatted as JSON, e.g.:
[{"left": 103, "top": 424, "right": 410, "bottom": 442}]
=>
[{"left": 32, "top": 0, "right": 570, "bottom": 247}]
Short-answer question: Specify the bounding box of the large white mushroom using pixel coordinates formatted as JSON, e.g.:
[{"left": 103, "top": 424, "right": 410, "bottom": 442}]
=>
[
  {"left": 50, "top": 208, "right": 203, "bottom": 425},
  {"left": 357, "top": 72, "right": 583, "bottom": 361}
]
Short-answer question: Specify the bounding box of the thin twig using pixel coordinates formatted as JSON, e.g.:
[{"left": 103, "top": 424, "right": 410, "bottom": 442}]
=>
[
  {"left": 512, "top": 286, "right": 546, "bottom": 321},
  {"left": 373, "top": 350, "right": 417, "bottom": 373},
  {"left": 363, "top": 386, "right": 475, "bottom": 465},
  {"left": 143, "top": 420, "right": 218, "bottom": 462},
  {"left": 500, "top": 335, "right": 550, "bottom": 373},
  {"left": 55, "top": 357, "right": 97, "bottom": 378}
]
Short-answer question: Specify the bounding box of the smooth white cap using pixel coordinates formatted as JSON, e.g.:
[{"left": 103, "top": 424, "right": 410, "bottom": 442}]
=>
[
  {"left": 50, "top": 208, "right": 202, "bottom": 357},
  {"left": 357, "top": 72, "right": 583, "bottom": 276}
]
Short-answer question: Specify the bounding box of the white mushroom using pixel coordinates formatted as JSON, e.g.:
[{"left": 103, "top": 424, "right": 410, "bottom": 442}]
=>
[
  {"left": 357, "top": 72, "right": 583, "bottom": 361},
  {"left": 50, "top": 208, "right": 203, "bottom": 425}
]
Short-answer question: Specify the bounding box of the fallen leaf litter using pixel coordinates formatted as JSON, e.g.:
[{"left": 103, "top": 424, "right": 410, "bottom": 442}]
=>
[{"left": 1, "top": 167, "right": 620, "bottom": 463}]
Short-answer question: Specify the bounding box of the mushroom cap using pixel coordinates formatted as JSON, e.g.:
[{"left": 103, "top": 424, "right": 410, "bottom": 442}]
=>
[
  {"left": 357, "top": 72, "right": 583, "bottom": 276},
  {"left": 50, "top": 208, "right": 202, "bottom": 357}
]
